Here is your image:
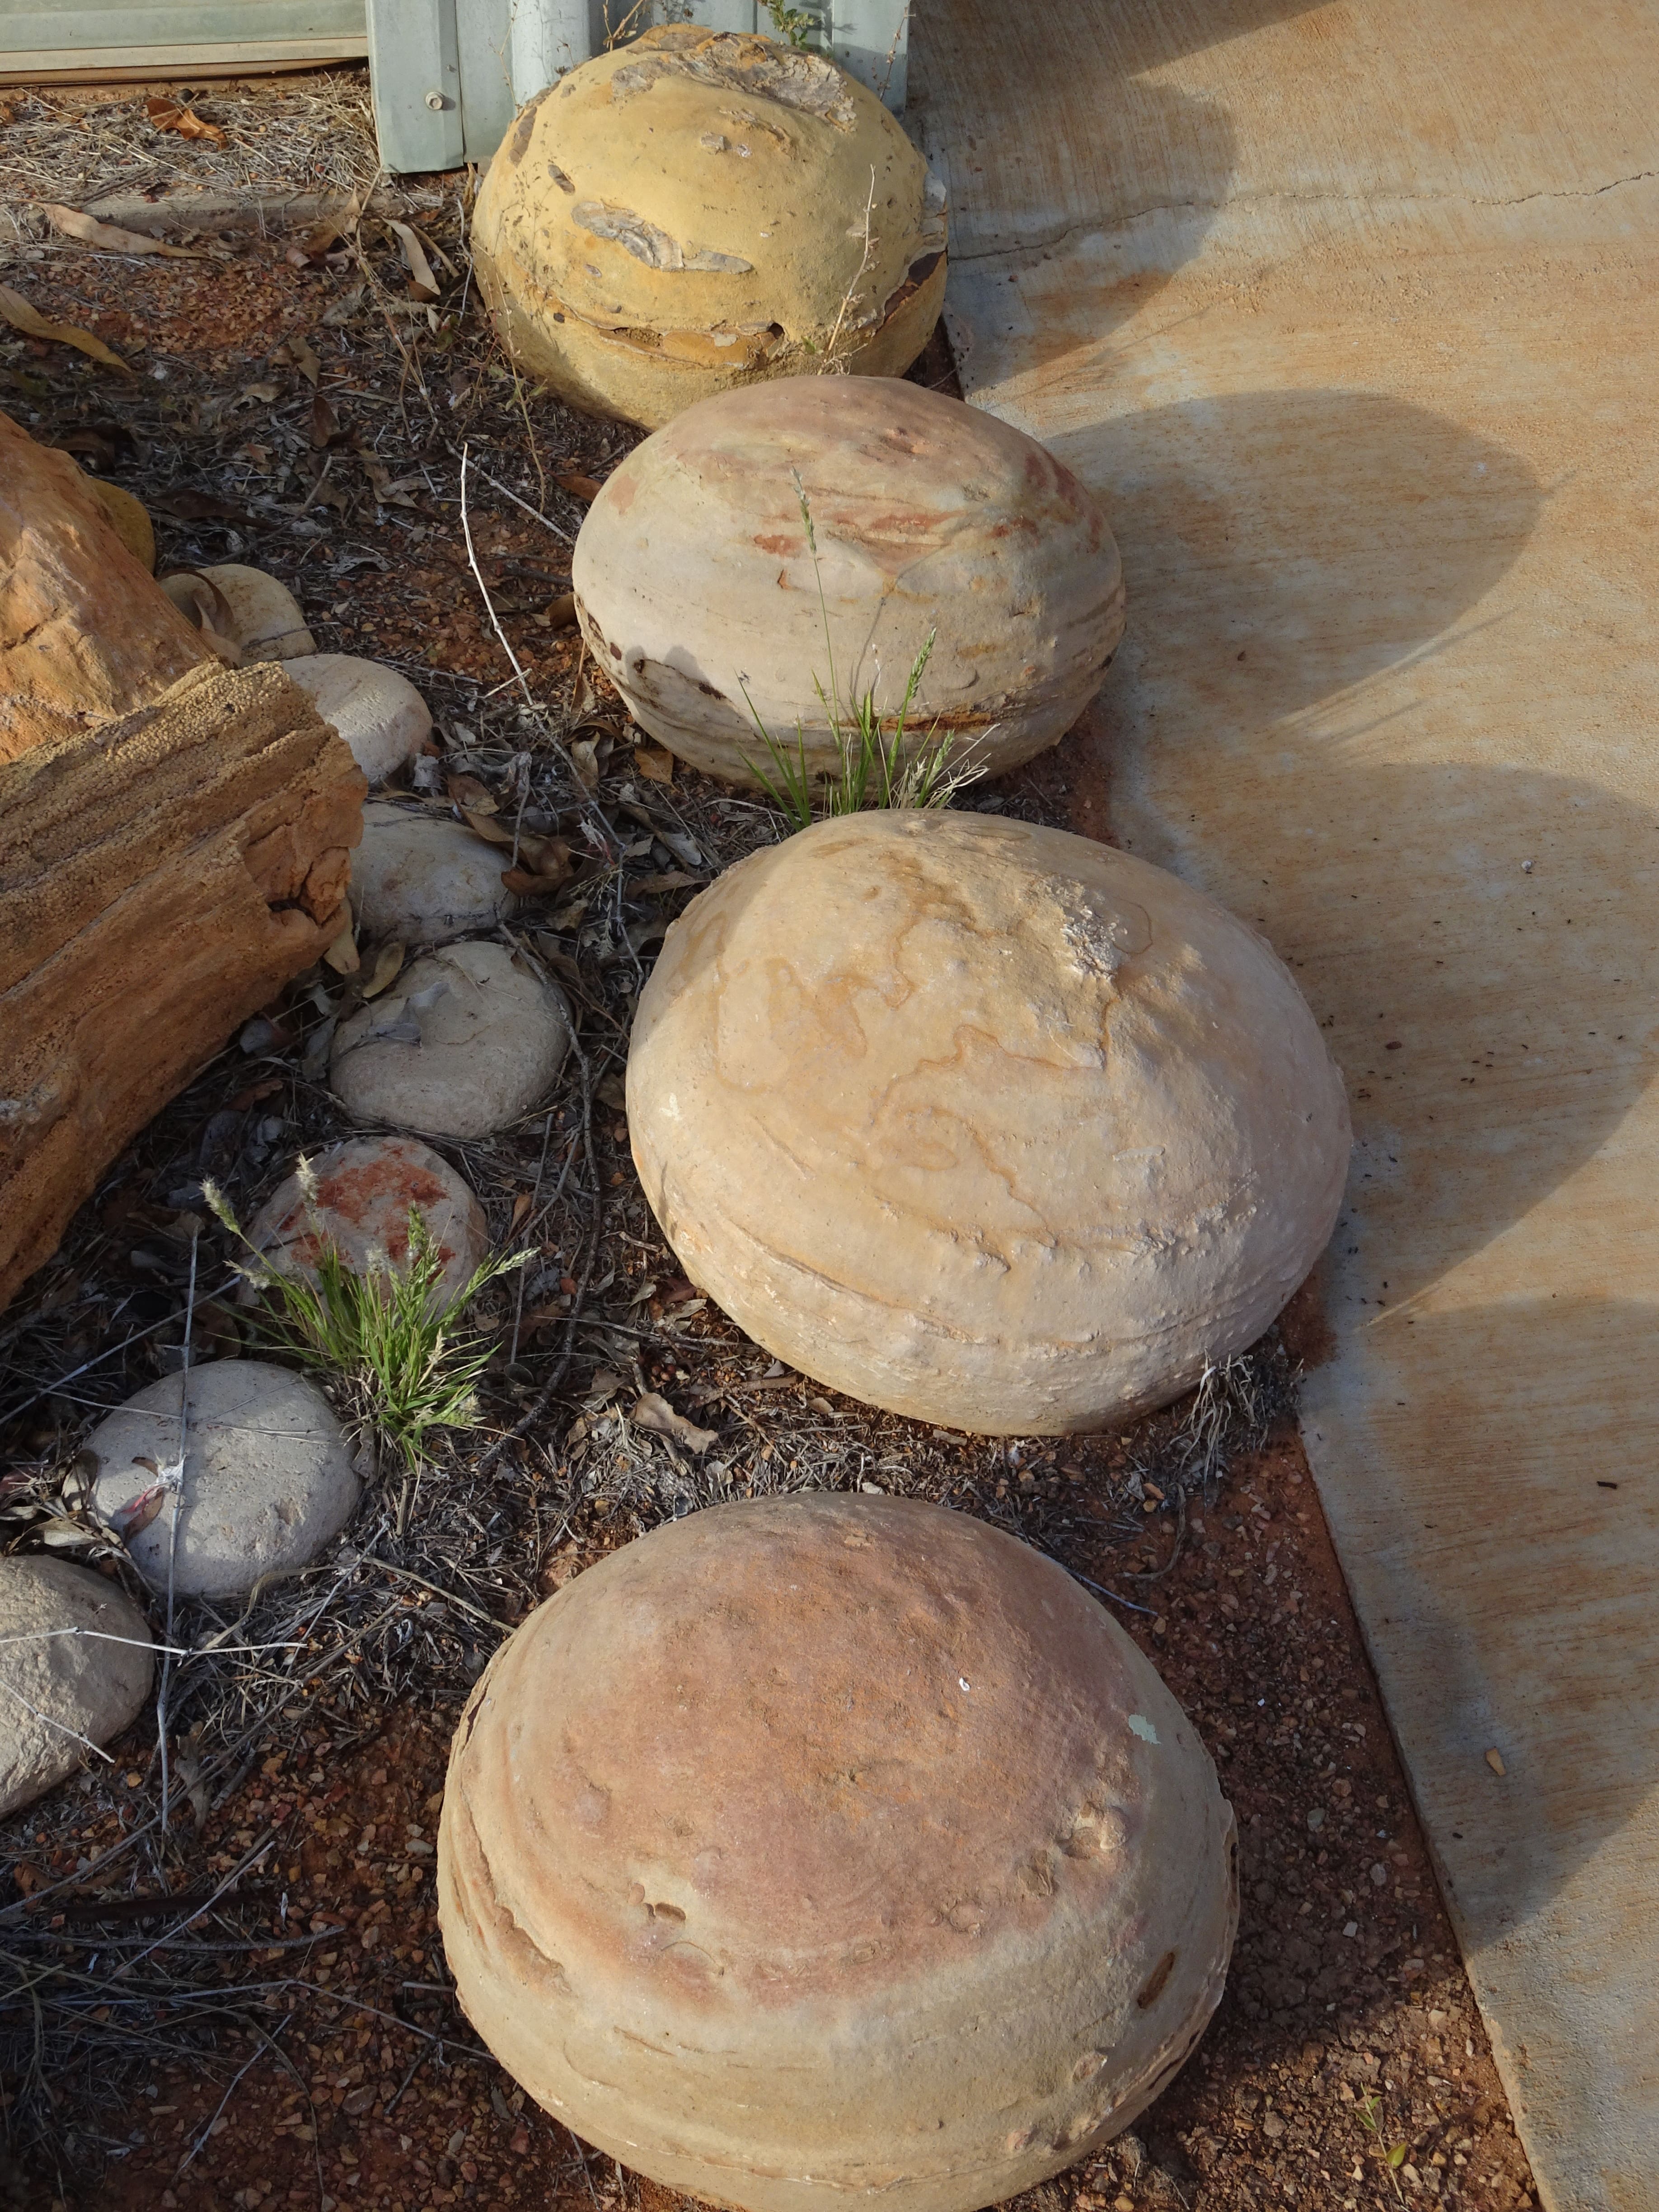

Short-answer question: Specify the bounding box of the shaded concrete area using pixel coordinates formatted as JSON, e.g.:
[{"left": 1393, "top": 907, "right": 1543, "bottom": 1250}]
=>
[{"left": 912, "top": 3, "right": 1659, "bottom": 2205}]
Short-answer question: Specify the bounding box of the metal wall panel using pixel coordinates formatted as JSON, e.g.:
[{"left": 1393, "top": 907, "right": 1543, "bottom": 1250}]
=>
[{"left": 369, "top": 0, "right": 907, "bottom": 175}]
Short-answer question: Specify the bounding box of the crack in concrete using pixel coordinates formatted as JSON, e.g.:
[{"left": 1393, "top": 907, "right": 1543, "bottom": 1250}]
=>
[{"left": 945, "top": 168, "right": 1659, "bottom": 265}]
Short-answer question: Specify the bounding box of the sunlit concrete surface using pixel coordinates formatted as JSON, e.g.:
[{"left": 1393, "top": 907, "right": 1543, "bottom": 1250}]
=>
[{"left": 912, "top": 5, "right": 1659, "bottom": 2204}]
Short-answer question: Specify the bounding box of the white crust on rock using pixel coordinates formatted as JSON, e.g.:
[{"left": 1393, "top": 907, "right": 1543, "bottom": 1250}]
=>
[
  {"left": 573, "top": 377, "right": 1124, "bottom": 786},
  {"left": 626, "top": 812, "right": 1351, "bottom": 1434},
  {"left": 438, "top": 1496, "right": 1237, "bottom": 2212}
]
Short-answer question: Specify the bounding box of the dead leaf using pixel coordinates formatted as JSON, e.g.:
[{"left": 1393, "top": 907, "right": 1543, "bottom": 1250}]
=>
[
  {"left": 633, "top": 743, "right": 675, "bottom": 786},
  {"left": 510, "top": 1191, "right": 534, "bottom": 1233},
  {"left": 273, "top": 333, "right": 321, "bottom": 387},
  {"left": 361, "top": 941, "right": 405, "bottom": 1000},
  {"left": 0, "top": 284, "right": 131, "bottom": 373},
  {"left": 320, "top": 285, "right": 366, "bottom": 330},
  {"left": 501, "top": 858, "right": 574, "bottom": 896},
  {"left": 632, "top": 1393, "right": 719, "bottom": 1457},
  {"left": 359, "top": 454, "right": 423, "bottom": 508},
  {"left": 1485, "top": 1748, "right": 1507, "bottom": 1776},
  {"left": 323, "top": 919, "right": 360, "bottom": 975},
  {"left": 146, "top": 96, "right": 227, "bottom": 145},
  {"left": 152, "top": 486, "right": 255, "bottom": 524},
  {"left": 110, "top": 1486, "right": 169, "bottom": 1539},
  {"left": 570, "top": 738, "right": 600, "bottom": 792},
  {"left": 241, "top": 380, "right": 280, "bottom": 403},
  {"left": 629, "top": 870, "right": 704, "bottom": 894},
  {"left": 546, "top": 592, "right": 578, "bottom": 629},
  {"left": 460, "top": 806, "right": 513, "bottom": 848},
  {"left": 41, "top": 203, "right": 204, "bottom": 258},
  {"left": 555, "top": 471, "right": 603, "bottom": 504},
  {"left": 159, "top": 568, "right": 242, "bottom": 664},
  {"left": 37, "top": 1515, "right": 102, "bottom": 1549},
  {"left": 387, "top": 219, "right": 440, "bottom": 301},
  {"left": 286, "top": 216, "right": 345, "bottom": 267},
  {"left": 310, "top": 391, "right": 343, "bottom": 449},
  {"left": 445, "top": 772, "right": 497, "bottom": 813}
]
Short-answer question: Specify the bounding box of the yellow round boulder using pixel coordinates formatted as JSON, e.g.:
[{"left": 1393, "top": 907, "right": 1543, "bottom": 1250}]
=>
[
  {"left": 439, "top": 1495, "right": 1237, "bottom": 2212},
  {"left": 471, "top": 27, "right": 947, "bottom": 430}
]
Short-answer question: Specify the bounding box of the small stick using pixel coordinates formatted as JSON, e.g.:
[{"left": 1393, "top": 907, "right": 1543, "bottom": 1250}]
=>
[{"left": 157, "top": 1228, "right": 199, "bottom": 1843}]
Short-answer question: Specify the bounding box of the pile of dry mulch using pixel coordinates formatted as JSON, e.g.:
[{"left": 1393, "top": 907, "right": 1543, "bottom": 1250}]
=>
[{"left": 0, "top": 71, "right": 1537, "bottom": 2212}]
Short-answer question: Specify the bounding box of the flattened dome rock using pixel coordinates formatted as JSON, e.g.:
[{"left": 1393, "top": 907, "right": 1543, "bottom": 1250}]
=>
[
  {"left": 472, "top": 28, "right": 947, "bottom": 431},
  {"left": 439, "top": 1495, "right": 1237, "bottom": 2212},
  {"left": 248, "top": 1135, "right": 489, "bottom": 1307},
  {"left": 0, "top": 1556, "right": 154, "bottom": 1820},
  {"left": 574, "top": 378, "right": 1124, "bottom": 786},
  {"left": 628, "top": 812, "right": 1350, "bottom": 1434}
]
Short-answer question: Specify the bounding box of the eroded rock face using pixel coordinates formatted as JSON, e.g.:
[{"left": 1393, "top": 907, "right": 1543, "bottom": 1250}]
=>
[
  {"left": 87, "top": 1361, "right": 358, "bottom": 1602},
  {"left": 248, "top": 1135, "right": 489, "bottom": 1307},
  {"left": 472, "top": 28, "right": 947, "bottom": 430},
  {"left": 350, "top": 801, "right": 516, "bottom": 944},
  {"left": 627, "top": 812, "right": 1351, "bottom": 1434},
  {"left": 330, "top": 940, "right": 572, "bottom": 1140},
  {"left": 574, "top": 377, "right": 1124, "bottom": 785},
  {"left": 280, "top": 657, "right": 431, "bottom": 786},
  {"left": 0, "top": 1557, "right": 154, "bottom": 1820},
  {"left": 439, "top": 1495, "right": 1237, "bottom": 2212}
]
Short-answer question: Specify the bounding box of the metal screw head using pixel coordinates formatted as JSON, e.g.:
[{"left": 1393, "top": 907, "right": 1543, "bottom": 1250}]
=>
[{"left": 425, "top": 90, "right": 446, "bottom": 111}]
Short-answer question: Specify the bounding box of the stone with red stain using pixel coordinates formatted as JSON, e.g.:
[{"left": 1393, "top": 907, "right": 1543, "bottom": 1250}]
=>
[
  {"left": 248, "top": 1135, "right": 488, "bottom": 1306},
  {"left": 572, "top": 376, "right": 1125, "bottom": 787},
  {"left": 438, "top": 1495, "right": 1236, "bottom": 2212}
]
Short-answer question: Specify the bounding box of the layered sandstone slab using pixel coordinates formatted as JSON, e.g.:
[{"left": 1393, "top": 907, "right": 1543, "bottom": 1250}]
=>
[
  {"left": 439, "top": 1495, "right": 1236, "bottom": 2212},
  {"left": 0, "top": 408, "right": 206, "bottom": 766},
  {"left": 1, "top": 660, "right": 365, "bottom": 1308}
]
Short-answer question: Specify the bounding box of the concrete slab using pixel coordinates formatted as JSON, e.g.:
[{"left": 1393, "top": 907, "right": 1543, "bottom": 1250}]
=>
[{"left": 912, "top": 5, "right": 1659, "bottom": 2206}]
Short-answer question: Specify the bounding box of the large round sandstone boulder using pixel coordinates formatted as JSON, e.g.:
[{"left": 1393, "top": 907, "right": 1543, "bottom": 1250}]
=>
[
  {"left": 87, "top": 1361, "right": 358, "bottom": 1601},
  {"left": 249, "top": 1135, "right": 490, "bottom": 1308},
  {"left": 439, "top": 1495, "right": 1236, "bottom": 2212},
  {"left": 331, "top": 940, "right": 572, "bottom": 1140},
  {"left": 472, "top": 28, "right": 947, "bottom": 431},
  {"left": 0, "top": 1556, "right": 154, "bottom": 1819},
  {"left": 574, "top": 378, "right": 1123, "bottom": 786},
  {"left": 628, "top": 812, "right": 1350, "bottom": 1433}
]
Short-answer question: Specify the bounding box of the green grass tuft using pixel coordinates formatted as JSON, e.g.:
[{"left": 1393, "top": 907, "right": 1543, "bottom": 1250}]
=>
[{"left": 202, "top": 1167, "right": 526, "bottom": 1472}]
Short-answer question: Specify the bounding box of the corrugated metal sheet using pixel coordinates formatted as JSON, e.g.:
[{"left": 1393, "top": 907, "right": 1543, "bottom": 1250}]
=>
[
  {"left": 0, "top": 0, "right": 366, "bottom": 79},
  {"left": 367, "top": 0, "right": 909, "bottom": 176}
]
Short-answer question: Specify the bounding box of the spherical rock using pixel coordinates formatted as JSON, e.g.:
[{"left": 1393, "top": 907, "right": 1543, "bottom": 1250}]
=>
[
  {"left": 249, "top": 1135, "right": 490, "bottom": 1307},
  {"left": 0, "top": 1557, "right": 154, "bottom": 1819},
  {"left": 280, "top": 656, "right": 432, "bottom": 786},
  {"left": 331, "top": 939, "right": 572, "bottom": 1141},
  {"left": 574, "top": 377, "right": 1123, "bottom": 786},
  {"left": 472, "top": 27, "right": 947, "bottom": 431},
  {"left": 86, "top": 1361, "right": 358, "bottom": 1602},
  {"left": 439, "top": 1495, "right": 1236, "bottom": 2212},
  {"left": 351, "top": 800, "right": 516, "bottom": 944},
  {"left": 628, "top": 811, "right": 1350, "bottom": 1434},
  {"left": 159, "top": 562, "right": 315, "bottom": 661},
  {"left": 85, "top": 475, "right": 155, "bottom": 571}
]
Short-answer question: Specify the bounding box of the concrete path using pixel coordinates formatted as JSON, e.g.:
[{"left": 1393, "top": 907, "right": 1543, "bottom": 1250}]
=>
[{"left": 910, "top": 5, "right": 1659, "bottom": 2206}]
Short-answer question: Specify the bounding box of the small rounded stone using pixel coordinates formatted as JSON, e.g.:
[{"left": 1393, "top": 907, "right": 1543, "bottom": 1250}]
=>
[
  {"left": 159, "top": 562, "right": 316, "bottom": 660},
  {"left": 573, "top": 376, "right": 1122, "bottom": 786},
  {"left": 439, "top": 1495, "right": 1237, "bottom": 2212},
  {"left": 0, "top": 1557, "right": 154, "bottom": 1819},
  {"left": 87, "top": 1361, "right": 358, "bottom": 1602},
  {"left": 471, "top": 28, "right": 947, "bottom": 430},
  {"left": 331, "top": 939, "right": 572, "bottom": 1141},
  {"left": 279, "top": 656, "right": 431, "bottom": 786},
  {"left": 351, "top": 800, "right": 516, "bottom": 944},
  {"left": 248, "top": 1135, "right": 490, "bottom": 1307},
  {"left": 628, "top": 810, "right": 1350, "bottom": 1433}
]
